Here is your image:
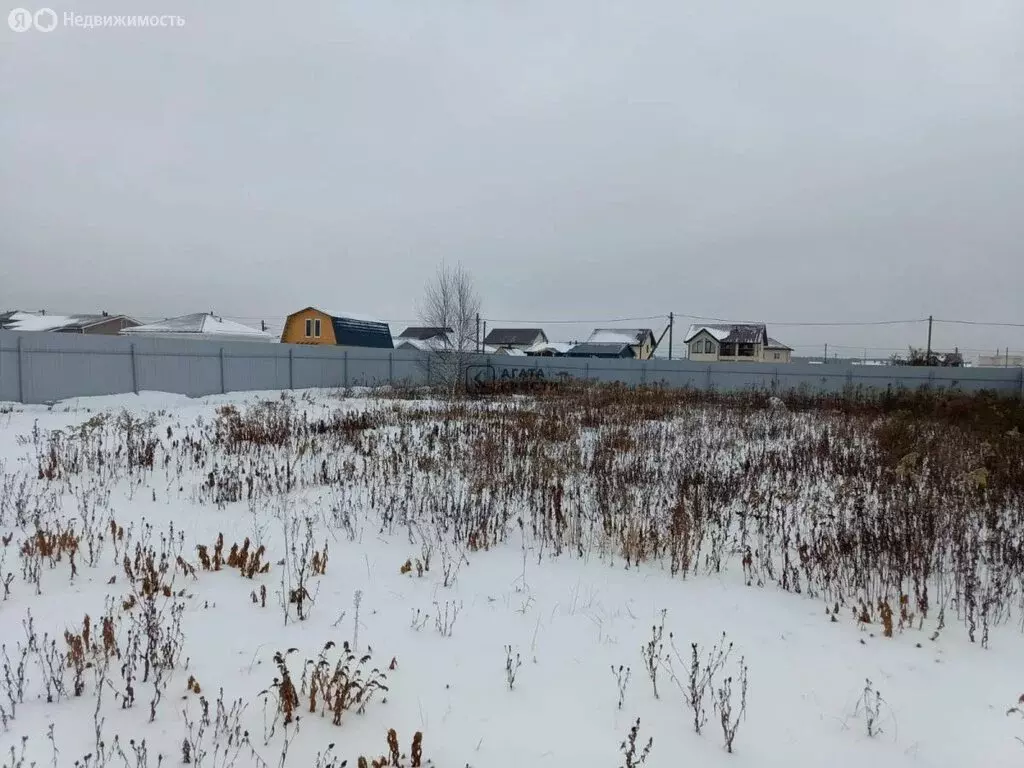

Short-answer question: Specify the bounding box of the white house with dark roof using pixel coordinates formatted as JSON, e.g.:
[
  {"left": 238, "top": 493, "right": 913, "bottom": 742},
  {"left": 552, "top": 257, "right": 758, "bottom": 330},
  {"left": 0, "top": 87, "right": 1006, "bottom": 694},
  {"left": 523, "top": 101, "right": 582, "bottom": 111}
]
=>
[{"left": 684, "top": 324, "right": 792, "bottom": 363}]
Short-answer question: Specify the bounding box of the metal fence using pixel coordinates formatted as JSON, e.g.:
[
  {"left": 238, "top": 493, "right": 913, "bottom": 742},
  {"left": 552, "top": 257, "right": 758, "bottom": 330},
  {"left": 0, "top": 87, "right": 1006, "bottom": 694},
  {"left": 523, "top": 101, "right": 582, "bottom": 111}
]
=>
[{"left": 1, "top": 330, "right": 1022, "bottom": 405}]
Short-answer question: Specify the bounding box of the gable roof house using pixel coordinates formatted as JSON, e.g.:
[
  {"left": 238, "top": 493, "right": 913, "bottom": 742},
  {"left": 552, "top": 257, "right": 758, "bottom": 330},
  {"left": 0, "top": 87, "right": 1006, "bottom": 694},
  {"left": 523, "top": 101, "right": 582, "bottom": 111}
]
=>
[
  {"left": 583, "top": 329, "right": 657, "bottom": 360},
  {"left": 483, "top": 328, "right": 548, "bottom": 350},
  {"left": 0, "top": 310, "right": 139, "bottom": 335},
  {"left": 281, "top": 307, "right": 393, "bottom": 348},
  {"left": 684, "top": 324, "right": 793, "bottom": 363},
  {"left": 121, "top": 313, "right": 275, "bottom": 342}
]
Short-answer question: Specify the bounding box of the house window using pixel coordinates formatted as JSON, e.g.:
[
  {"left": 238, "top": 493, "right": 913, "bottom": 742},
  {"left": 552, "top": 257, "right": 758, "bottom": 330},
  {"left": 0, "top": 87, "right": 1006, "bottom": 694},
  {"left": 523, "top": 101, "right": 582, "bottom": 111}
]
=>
[
  {"left": 704, "top": 339, "right": 713, "bottom": 354},
  {"left": 305, "top": 318, "right": 313, "bottom": 337},
  {"left": 720, "top": 343, "right": 735, "bottom": 356},
  {"left": 314, "top": 318, "right": 321, "bottom": 337},
  {"left": 773, "top": 352, "right": 780, "bottom": 360},
  {"left": 739, "top": 343, "right": 755, "bottom": 357}
]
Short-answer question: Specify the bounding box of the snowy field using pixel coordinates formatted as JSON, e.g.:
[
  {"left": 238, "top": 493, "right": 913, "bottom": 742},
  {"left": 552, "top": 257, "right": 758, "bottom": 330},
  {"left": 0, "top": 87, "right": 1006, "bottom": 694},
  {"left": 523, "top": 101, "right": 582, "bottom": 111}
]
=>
[{"left": 0, "top": 387, "right": 1022, "bottom": 767}]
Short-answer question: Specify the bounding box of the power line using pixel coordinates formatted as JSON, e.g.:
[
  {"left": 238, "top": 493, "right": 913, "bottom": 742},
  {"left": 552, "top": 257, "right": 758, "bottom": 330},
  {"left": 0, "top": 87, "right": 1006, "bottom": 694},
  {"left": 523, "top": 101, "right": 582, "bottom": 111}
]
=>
[
  {"left": 933, "top": 318, "right": 1024, "bottom": 328},
  {"left": 674, "top": 312, "right": 928, "bottom": 327},
  {"left": 482, "top": 315, "right": 667, "bottom": 324}
]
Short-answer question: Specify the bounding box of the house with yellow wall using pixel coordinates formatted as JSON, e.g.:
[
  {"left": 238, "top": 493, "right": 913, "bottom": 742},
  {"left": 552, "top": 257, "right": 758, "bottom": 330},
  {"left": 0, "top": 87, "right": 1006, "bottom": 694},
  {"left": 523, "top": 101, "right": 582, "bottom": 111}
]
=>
[
  {"left": 684, "top": 324, "right": 793, "bottom": 363},
  {"left": 280, "top": 307, "right": 394, "bottom": 348}
]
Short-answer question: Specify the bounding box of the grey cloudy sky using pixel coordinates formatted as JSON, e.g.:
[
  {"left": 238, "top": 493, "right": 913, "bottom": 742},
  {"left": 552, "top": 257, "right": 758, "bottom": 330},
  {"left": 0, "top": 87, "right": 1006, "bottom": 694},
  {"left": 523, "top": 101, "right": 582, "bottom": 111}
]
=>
[{"left": 2, "top": 0, "right": 1022, "bottom": 357}]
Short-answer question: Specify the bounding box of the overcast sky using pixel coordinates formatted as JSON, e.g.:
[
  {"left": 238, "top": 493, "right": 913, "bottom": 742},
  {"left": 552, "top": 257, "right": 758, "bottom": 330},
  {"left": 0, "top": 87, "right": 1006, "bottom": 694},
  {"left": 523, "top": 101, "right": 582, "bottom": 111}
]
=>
[{"left": 2, "top": 0, "right": 1022, "bottom": 357}]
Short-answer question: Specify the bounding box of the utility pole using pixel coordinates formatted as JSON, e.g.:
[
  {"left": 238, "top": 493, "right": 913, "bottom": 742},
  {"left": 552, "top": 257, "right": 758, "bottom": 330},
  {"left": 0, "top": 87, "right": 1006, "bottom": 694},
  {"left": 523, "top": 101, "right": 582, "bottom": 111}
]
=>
[
  {"left": 824, "top": 343, "right": 828, "bottom": 363},
  {"left": 482, "top": 321, "right": 487, "bottom": 352},
  {"left": 261, "top": 320, "right": 266, "bottom": 332},
  {"left": 926, "top": 315, "right": 933, "bottom": 361},
  {"left": 475, "top": 314, "right": 480, "bottom": 353},
  {"left": 1007, "top": 347, "right": 1011, "bottom": 368},
  {"left": 668, "top": 312, "right": 674, "bottom": 360}
]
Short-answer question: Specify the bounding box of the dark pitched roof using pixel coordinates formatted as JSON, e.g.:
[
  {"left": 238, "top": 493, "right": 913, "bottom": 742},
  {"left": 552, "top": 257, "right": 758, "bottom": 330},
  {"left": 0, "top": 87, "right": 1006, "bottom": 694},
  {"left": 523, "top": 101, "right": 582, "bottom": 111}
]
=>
[
  {"left": 331, "top": 317, "right": 394, "bottom": 348},
  {"left": 684, "top": 324, "right": 767, "bottom": 344},
  {"left": 398, "top": 326, "right": 452, "bottom": 340},
  {"left": 565, "top": 342, "right": 636, "bottom": 358},
  {"left": 484, "top": 328, "right": 547, "bottom": 346}
]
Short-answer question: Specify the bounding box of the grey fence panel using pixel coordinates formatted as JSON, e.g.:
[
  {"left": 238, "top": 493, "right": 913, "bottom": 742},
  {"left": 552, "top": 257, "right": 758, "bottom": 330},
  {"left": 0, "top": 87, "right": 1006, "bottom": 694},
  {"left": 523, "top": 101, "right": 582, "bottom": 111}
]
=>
[
  {"left": 223, "top": 349, "right": 292, "bottom": 394},
  {"left": 1, "top": 330, "right": 1022, "bottom": 404},
  {"left": 0, "top": 342, "right": 20, "bottom": 402},
  {"left": 132, "top": 339, "right": 224, "bottom": 399}
]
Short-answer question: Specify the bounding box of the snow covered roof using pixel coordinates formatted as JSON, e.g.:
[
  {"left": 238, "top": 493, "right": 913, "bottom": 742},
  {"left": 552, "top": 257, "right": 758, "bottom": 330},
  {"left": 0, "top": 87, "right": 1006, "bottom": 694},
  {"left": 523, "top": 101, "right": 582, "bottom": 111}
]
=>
[
  {"left": 684, "top": 324, "right": 767, "bottom": 344},
  {"left": 586, "top": 329, "right": 654, "bottom": 345},
  {"left": 525, "top": 341, "right": 575, "bottom": 356},
  {"left": 121, "top": 313, "right": 274, "bottom": 341},
  {"left": 765, "top": 337, "right": 793, "bottom": 350},
  {"left": 0, "top": 311, "right": 136, "bottom": 332}
]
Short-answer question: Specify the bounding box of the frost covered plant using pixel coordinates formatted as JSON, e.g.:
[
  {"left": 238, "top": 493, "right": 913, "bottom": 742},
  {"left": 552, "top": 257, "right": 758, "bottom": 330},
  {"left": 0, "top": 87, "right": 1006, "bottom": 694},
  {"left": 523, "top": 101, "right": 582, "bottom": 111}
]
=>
[
  {"left": 855, "top": 678, "right": 886, "bottom": 738},
  {"left": 356, "top": 728, "right": 424, "bottom": 767},
  {"left": 665, "top": 632, "right": 733, "bottom": 736},
  {"left": 612, "top": 665, "right": 631, "bottom": 710},
  {"left": 641, "top": 610, "right": 666, "bottom": 699},
  {"left": 505, "top": 645, "right": 522, "bottom": 690},
  {"left": 433, "top": 600, "right": 460, "bottom": 638},
  {"left": 619, "top": 717, "right": 653, "bottom": 768},
  {"left": 713, "top": 657, "right": 748, "bottom": 753},
  {"left": 1007, "top": 694, "right": 1024, "bottom": 747}
]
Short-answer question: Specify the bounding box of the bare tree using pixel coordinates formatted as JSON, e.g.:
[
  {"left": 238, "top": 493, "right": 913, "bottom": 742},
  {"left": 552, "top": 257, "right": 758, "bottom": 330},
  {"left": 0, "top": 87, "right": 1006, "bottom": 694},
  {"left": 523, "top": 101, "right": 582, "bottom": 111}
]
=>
[{"left": 417, "top": 262, "right": 481, "bottom": 394}]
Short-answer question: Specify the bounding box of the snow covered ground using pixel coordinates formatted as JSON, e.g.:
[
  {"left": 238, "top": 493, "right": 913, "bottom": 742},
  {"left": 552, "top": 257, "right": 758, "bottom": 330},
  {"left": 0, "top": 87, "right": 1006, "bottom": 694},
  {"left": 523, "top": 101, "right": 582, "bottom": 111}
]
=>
[{"left": 0, "top": 389, "right": 1021, "bottom": 767}]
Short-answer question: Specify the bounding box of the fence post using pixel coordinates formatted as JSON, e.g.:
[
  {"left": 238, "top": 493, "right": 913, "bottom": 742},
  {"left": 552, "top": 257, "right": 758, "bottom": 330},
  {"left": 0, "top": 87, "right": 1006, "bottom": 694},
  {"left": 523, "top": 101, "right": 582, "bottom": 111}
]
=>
[
  {"left": 219, "top": 348, "right": 226, "bottom": 394},
  {"left": 426, "top": 354, "right": 431, "bottom": 387},
  {"left": 584, "top": 362, "right": 590, "bottom": 381},
  {"left": 344, "top": 350, "right": 349, "bottom": 388},
  {"left": 706, "top": 365, "right": 712, "bottom": 392},
  {"left": 1019, "top": 366, "right": 1023, "bottom": 400},
  {"left": 388, "top": 352, "right": 394, "bottom": 385},
  {"left": 131, "top": 343, "right": 139, "bottom": 394},
  {"left": 288, "top": 347, "right": 294, "bottom": 389},
  {"left": 16, "top": 335, "right": 25, "bottom": 404}
]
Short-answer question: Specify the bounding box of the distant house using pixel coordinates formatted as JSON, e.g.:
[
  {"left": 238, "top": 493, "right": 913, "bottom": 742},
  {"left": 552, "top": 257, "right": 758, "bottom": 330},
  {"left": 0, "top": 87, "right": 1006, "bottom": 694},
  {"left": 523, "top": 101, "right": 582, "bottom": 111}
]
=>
[
  {"left": 281, "top": 307, "right": 393, "bottom": 348},
  {"left": 584, "top": 329, "right": 656, "bottom": 360},
  {"left": 0, "top": 310, "right": 139, "bottom": 335},
  {"left": 483, "top": 328, "right": 548, "bottom": 351},
  {"left": 978, "top": 351, "right": 1024, "bottom": 368},
  {"left": 565, "top": 342, "right": 636, "bottom": 359},
  {"left": 684, "top": 324, "right": 792, "bottom": 363},
  {"left": 121, "top": 313, "right": 274, "bottom": 343}
]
